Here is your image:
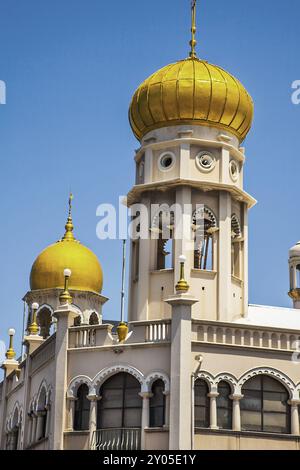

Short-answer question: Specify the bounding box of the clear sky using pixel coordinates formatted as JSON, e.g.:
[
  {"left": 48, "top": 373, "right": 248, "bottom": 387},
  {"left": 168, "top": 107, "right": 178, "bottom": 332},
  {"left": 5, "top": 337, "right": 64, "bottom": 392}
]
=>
[{"left": 0, "top": 0, "right": 299, "bottom": 356}]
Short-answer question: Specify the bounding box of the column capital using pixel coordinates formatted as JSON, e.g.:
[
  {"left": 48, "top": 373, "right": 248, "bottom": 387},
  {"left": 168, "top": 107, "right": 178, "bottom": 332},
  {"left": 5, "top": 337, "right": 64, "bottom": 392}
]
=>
[
  {"left": 139, "top": 392, "right": 153, "bottom": 399},
  {"left": 230, "top": 394, "right": 244, "bottom": 401},
  {"left": 87, "top": 394, "right": 102, "bottom": 402},
  {"left": 288, "top": 399, "right": 300, "bottom": 407},
  {"left": 208, "top": 392, "right": 219, "bottom": 399},
  {"left": 66, "top": 395, "right": 78, "bottom": 402}
]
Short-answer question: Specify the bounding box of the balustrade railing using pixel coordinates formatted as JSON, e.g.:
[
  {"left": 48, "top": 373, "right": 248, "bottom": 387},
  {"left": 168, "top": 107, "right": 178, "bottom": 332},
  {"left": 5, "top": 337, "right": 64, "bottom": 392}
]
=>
[{"left": 91, "top": 428, "right": 141, "bottom": 450}]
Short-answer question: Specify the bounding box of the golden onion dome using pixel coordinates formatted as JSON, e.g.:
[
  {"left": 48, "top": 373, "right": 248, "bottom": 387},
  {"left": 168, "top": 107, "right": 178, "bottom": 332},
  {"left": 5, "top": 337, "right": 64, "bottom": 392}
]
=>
[
  {"left": 30, "top": 195, "right": 103, "bottom": 294},
  {"left": 129, "top": 57, "right": 254, "bottom": 142}
]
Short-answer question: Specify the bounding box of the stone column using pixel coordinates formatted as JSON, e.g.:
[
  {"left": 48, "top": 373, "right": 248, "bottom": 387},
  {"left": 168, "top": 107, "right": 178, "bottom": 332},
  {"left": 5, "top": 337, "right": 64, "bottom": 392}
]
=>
[
  {"left": 87, "top": 394, "right": 101, "bottom": 449},
  {"left": 230, "top": 394, "right": 243, "bottom": 432},
  {"left": 50, "top": 304, "right": 79, "bottom": 450},
  {"left": 66, "top": 397, "right": 77, "bottom": 431},
  {"left": 163, "top": 390, "right": 170, "bottom": 427},
  {"left": 288, "top": 400, "right": 300, "bottom": 435},
  {"left": 208, "top": 392, "right": 219, "bottom": 430},
  {"left": 45, "top": 404, "right": 51, "bottom": 437},
  {"left": 139, "top": 392, "right": 153, "bottom": 450},
  {"left": 218, "top": 192, "right": 232, "bottom": 321},
  {"left": 165, "top": 293, "right": 198, "bottom": 450},
  {"left": 32, "top": 413, "right": 38, "bottom": 444}
]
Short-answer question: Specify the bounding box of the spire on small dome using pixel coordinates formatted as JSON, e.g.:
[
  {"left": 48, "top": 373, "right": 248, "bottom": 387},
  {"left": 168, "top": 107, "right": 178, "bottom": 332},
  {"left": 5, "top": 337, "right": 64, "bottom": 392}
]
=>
[
  {"left": 189, "top": 0, "right": 197, "bottom": 59},
  {"left": 62, "top": 193, "right": 75, "bottom": 241}
]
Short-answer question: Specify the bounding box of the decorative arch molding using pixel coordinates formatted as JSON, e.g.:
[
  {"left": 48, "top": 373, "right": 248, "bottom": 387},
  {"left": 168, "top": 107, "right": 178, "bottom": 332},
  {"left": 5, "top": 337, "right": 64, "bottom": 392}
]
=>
[
  {"left": 142, "top": 371, "right": 170, "bottom": 393},
  {"left": 151, "top": 204, "right": 175, "bottom": 230},
  {"left": 192, "top": 206, "right": 218, "bottom": 228},
  {"left": 231, "top": 214, "right": 242, "bottom": 239},
  {"left": 67, "top": 375, "right": 93, "bottom": 398},
  {"left": 194, "top": 371, "right": 215, "bottom": 392},
  {"left": 214, "top": 373, "right": 238, "bottom": 393},
  {"left": 237, "top": 367, "right": 296, "bottom": 398},
  {"left": 35, "top": 379, "right": 48, "bottom": 411},
  {"left": 7, "top": 401, "right": 23, "bottom": 432},
  {"left": 36, "top": 304, "right": 54, "bottom": 316},
  {"left": 92, "top": 364, "right": 144, "bottom": 395}
]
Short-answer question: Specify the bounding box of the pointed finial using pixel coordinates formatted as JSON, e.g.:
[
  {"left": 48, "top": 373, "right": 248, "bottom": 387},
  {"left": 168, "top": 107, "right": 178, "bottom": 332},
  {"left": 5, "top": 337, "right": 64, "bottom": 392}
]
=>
[
  {"left": 28, "top": 303, "right": 39, "bottom": 335},
  {"left": 59, "top": 268, "right": 73, "bottom": 304},
  {"left": 62, "top": 193, "right": 75, "bottom": 241},
  {"left": 189, "top": 0, "right": 197, "bottom": 58},
  {"left": 6, "top": 328, "right": 16, "bottom": 360},
  {"left": 175, "top": 255, "right": 190, "bottom": 293}
]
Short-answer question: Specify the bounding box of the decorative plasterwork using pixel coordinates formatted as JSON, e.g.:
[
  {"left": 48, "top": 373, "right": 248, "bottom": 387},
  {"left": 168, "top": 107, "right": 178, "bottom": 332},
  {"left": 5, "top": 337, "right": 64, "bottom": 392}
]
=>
[
  {"left": 142, "top": 370, "right": 170, "bottom": 393},
  {"left": 67, "top": 375, "right": 93, "bottom": 398}
]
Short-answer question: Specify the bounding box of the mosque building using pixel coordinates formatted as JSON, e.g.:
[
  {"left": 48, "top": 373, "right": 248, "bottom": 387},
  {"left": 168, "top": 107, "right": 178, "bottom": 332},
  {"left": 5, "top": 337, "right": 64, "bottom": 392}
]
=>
[{"left": 1, "top": 1, "right": 300, "bottom": 451}]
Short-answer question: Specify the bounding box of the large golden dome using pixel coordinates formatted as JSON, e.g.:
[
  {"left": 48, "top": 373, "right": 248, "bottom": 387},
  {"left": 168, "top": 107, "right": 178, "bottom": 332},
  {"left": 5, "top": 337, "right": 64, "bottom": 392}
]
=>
[
  {"left": 30, "top": 196, "right": 103, "bottom": 294},
  {"left": 129, "top": 57, "right": 253, "bottom": 142}
]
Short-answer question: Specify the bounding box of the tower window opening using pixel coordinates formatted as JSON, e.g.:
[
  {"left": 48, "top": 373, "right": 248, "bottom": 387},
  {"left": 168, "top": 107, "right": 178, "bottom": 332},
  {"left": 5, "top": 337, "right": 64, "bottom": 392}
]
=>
[
  {"left": 89, "top": 312, "right": 99, "bottom": 325},
  {"left": 158, "top": 152, "right": 175, "bottom": 171},
  {"left": 231, "top": 215, "right": 242, "bottom": 278},
  {"left": 154, "top": 210, "right": 174, "bottom": 270},
  {"left": 296, "top": 265, "right": 300, "bottom": 289},
  {"left": 193, "top": 207, "right": 217, "bottom": 271},
  {"left": 37, "top": 307, "right": 52, "bottom": 339}
]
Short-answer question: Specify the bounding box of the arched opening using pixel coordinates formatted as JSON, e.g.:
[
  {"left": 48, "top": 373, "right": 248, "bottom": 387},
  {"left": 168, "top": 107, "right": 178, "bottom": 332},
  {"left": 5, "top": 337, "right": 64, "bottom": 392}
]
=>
[
  {"left": 217, "top": 381, "right": 232, "bottom": 430},
  {"left": 74, "top": 315, "right": 82, "bottom": 327},
  {"left": 240, "top": 375, "right": 290, "bottom": 434},
  {"left": 193, "top": 207, "right": 217, "bottom": 271},
  {"left": 74, "top": 384, "right": 90, "bottom": 431},
  {"left": 231, "top": 214, "right": 241, "bottom": 278},
  {"left": 37, "top": 307, "right": 52, "bottom": 339},
  {"left": 89, "top": 312, "right": 99, "bottom": 325},
  {"left": 6, "top": 408, "right": 20, "bottom": 450},
  {"left": 37, "top": 388, "right": 48, "bottom": 440},
  {"left": 154, "top": 210, "right": 174, "bottom": 270},
  {"left": 95, "top": 373, "right": 142, "bottom": 449},
  {"left": 194, "top": 379, "right": 210, "bottom": 428},
  {"left": 297, "top": 265, "right": 300, "bottom": 289},
  {"left": 149, "top": 379, "right": 165, "bottom": 428}
]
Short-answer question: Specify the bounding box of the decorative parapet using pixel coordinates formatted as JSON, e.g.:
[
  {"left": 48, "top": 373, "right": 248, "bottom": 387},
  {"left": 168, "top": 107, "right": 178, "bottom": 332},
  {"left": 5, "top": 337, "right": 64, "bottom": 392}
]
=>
[{"left": 193, "top": 320, "right": 300, "bottom": 352}]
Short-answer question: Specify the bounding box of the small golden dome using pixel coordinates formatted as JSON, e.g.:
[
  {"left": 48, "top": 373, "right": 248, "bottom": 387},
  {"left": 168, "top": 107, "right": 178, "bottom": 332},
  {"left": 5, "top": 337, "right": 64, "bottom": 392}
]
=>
[
  {"left": 30, "top": 195, "right": 103, "bottom": 294},
  {"left": 129, "top": 57, "right": 254, "bottom": 142}
]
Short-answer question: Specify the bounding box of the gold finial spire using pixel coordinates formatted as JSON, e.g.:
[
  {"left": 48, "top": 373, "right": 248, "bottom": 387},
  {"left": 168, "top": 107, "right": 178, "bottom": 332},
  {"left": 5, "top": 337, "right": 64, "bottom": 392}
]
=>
[
  {"left": 62, "top": 193, "right": 75, "bottom": 241},
  {"left": 189, "top": 0, "right": 197, "bottom": 58}
]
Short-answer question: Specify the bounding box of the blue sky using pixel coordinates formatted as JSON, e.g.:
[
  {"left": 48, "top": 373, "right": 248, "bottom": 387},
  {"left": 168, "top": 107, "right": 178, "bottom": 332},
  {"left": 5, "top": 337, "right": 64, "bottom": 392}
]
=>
[{"left": 0, "top": 0, "right": 299, "bottom": 356}]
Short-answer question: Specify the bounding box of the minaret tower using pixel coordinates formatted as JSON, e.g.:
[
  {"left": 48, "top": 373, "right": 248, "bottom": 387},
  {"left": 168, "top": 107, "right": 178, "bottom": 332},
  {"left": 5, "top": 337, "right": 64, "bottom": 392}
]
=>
[{"left": 127, "top": 1, "right": 256, "bottom": 323}]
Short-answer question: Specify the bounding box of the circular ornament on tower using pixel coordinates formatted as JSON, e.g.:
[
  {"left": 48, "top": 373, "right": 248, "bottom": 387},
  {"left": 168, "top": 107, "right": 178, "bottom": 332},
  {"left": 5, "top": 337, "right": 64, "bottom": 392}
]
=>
[
  {"left": 229, "top": 160, "right": 239, "bottom": 182},
  {"left": 196, "top": 151, "right": 216, "bottom": 173},
  {"left": 158, "top": 152, "right": 176, "bottom": 172}
]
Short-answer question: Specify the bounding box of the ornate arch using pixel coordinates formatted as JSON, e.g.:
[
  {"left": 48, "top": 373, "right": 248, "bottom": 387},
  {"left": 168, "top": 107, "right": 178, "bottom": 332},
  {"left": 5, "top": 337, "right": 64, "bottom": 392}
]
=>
[
  {"left": 142, "top": 371, "right": 170, "bottom": 393},
  {"left": 194, "top": 371, "right": 215, "bottom": 392},
  {"left": 214, "top": 373, "right": 238, "bottom": 394},
  {"left": 36, "top": 379, "right": 48, "bottom": 411},
  {"left": 237, "top": 367, "right": 296, "bottom": 398},
  {"left": 151, "top": 204, "right": 175, "bottom": 230},
  {"left": 192, "top": 206, "right": 218, "bottom": 228},
  {"left": 67, "top": 375, "right": 93, "bottom": 398},
  {"left": 231, "top": 214, "right": 242, "bottom": 239},
  {"left": 92, "top": 364, "right": 144, "bottom": 395}
]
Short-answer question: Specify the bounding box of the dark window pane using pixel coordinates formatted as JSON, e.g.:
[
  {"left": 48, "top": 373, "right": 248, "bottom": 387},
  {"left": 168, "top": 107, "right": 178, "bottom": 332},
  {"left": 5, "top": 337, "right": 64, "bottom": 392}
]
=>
[
  {"left": 74, "top": 384, "right": 90, "bottom": 431},
  {"left": 217, "top": 382, "right": 232, "bottom": 430},
  {"left": 149, "top": 380, "right": 165, "bottom": 428},
  {"left": 194, "top": 379, "right": 210, "bottom": 428}
]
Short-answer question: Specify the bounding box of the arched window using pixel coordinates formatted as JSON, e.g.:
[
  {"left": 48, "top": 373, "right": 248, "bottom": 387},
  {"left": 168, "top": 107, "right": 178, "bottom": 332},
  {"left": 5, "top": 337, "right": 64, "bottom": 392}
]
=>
[
  {"left": 297, "top": 265, "right": 300, "bottom": 289},
  {"left": 149, "top": 380, "right": 165, "bottom": 427},
  {"left": 6, "top": 408, "right": 20, "bottom": 450},
  {"left": 194, "top": 379, "right": 210, "bottom": 428},
  {"left": 89, "top": 312, "right": 99, "bottom": 325},
  {"left": 37, "top": 388, "right": 47, "bottom": 440},
  {"left": 231, "top": 214, "right": 242, "bottom": 278},
  {"left": 74, "top": 315, "right": 82, "bottom": 327},
  {"left": 240, "top": 375, "right": 290, "bottom": 434},
  {"left": 193, "top": 207, "right": 217, "bottom": 271},
  {"left": 97, "top": 373, "right": 142, "bottom": 429},
  {"left": 74, "top": 384, "right": 90, "bottom": 431},
  {"left": 217, "top": 381, "right": 232, "bottom": 430},
  {"left": 37, "top": 307, "right": 52, "bottom": 339},
  {"left": 152, "top": 210, "right": 174, "bottom": 270}
]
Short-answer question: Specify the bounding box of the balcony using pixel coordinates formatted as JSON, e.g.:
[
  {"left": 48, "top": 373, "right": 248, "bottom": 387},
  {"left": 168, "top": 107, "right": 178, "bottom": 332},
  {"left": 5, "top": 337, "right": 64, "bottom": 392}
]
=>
[{"left": 91, "top": 428, "right": 141, "bottom": 450}]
